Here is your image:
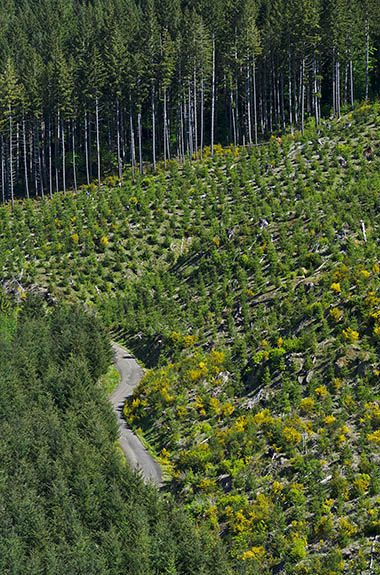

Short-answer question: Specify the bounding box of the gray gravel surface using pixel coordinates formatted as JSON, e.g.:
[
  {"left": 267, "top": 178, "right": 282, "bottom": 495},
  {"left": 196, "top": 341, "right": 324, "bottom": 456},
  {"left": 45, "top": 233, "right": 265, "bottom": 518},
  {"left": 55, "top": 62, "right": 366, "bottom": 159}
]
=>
[{"left": 109, "top": 342, "right": 162, "bottom": 486}]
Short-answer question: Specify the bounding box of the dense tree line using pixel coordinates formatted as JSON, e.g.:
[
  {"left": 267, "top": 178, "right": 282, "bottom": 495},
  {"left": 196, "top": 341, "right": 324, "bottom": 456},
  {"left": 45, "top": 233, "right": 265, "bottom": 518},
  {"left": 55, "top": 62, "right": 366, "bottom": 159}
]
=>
[
  {"left": 0, "top": 296, "right": 232, "bottom": 574},
  {"left": 0, "top": 0, "right": 379, "bottom": 203}
]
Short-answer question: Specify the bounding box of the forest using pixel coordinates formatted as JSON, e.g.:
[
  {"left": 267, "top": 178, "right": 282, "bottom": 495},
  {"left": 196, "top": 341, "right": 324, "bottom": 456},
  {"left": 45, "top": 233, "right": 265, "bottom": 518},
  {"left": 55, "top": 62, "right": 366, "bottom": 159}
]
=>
[
  {"left": 0, "top": 296, "right": 231, "bottom": 574},
  {"left": 2, "top": 0, "right": 380, "bottom": 573},
  {"left": 1, "top": 99, "right": 380, "bottom": 572},
  {"left": 0, "top": 0, "right": 379, "bottom": 203}
]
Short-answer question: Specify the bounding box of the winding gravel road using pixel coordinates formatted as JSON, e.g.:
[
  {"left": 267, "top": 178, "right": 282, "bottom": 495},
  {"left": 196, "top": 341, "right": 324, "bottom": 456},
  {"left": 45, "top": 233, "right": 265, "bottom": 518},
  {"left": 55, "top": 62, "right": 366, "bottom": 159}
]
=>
[{"left": 109, "top": 343, "right": 162, "bottom": 486}]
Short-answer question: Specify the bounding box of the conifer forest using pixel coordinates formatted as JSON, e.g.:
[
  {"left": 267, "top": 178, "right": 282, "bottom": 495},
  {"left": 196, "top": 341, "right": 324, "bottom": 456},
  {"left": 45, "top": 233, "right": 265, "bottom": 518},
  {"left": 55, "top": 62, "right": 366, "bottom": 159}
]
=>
[
  {"left": 0, "top": 0, "right": 379, "bottom": 203},
  {"left": 2, "top": 1, "right": 380, "bottom": 574}
]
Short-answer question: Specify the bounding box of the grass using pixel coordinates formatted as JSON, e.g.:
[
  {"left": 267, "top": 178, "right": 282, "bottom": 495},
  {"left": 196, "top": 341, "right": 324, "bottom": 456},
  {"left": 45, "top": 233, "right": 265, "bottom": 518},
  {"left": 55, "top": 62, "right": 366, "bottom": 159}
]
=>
[{"left": 100, "top": 363, "right": 120, "bottom": 395}]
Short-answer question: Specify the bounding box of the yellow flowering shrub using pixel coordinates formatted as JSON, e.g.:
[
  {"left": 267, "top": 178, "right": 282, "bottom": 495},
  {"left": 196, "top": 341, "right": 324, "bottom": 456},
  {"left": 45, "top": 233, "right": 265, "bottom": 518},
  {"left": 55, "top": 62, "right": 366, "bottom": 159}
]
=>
[
  {"left": 323, "top": 414, "right": 336, "bottom": 425},
  {"left": 342, "top": 327, "right": 359, "bottom": 342},
  {"left": 329, "top": 307, "right": 343, "bottom": 322},
  {"left": 299, "top": 397, "right": 315, "bottom": 413},
  {"left": 283, "top": 426, "right": 302, "bottom": 444},
  {"left": 241, "top": 546, "right": 266, "bottom": 562},
  {"left": 315, "top": 385, "right": 328, "bottom": 398},
  {"left": 331, "top": 282, "right": 341, "bottom": 293},
  {"left": 221, "top": 403, "right": 235, "bottom": 417},
  {"left": 367, "top": 430, "right": 380, "bottom": 445},
  {"left": 338, "top": 516, "right": 357, "bottom": 537}
]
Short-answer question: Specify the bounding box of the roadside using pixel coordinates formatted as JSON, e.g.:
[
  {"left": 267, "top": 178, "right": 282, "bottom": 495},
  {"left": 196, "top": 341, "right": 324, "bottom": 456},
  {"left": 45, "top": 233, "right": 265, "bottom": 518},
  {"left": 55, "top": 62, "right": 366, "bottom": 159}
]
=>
[{"left": 109, "top": 342, "right": 162, "bottom": 487}]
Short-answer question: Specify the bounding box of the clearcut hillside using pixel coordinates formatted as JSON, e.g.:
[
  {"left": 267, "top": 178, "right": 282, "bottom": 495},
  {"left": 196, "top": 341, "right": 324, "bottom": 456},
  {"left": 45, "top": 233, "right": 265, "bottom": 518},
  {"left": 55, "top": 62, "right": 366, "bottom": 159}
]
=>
[{"left": 2, "top": 103, "right": 380, "bottom": 573}]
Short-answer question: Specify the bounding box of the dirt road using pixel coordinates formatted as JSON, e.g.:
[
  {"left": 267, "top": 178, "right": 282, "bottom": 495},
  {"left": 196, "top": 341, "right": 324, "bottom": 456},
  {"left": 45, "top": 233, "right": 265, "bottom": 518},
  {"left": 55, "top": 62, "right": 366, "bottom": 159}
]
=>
[{"left": 109, "top": 343, "right": 162, "bottom": 486}]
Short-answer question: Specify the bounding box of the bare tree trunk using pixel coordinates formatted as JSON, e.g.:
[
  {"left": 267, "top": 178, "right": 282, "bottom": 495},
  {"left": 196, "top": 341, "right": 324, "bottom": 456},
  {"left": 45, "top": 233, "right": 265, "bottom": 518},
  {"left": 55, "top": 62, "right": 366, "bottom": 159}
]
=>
[
  {"left": 280, "top": 71, "right": 286, "bottom": 132},
  {"left": 137, "top": 104, "right": 143, "bottom": 174},
  {"left": 41, "top": 120, "right": 47, "bottom": 194},
  {"left": 247, "top": 56, "right": 252, "bottom": 145},
  {"left": 151, "top": 83, "right": 156, "bottom": 172},
  {"left": 301, "top": 55, "right": 305, "bottom": 135},
  {"left": 72, "top": 118, "right": 77, "bottom": 192},
  {"left": 116, "top": 98, "right": 122, "bottom": 182},
  {"left": 1, "top": 138, "right": 4, "bottom": 203},
  {"left": 231, "top": 89, "right": 237, "bottom": 147},
  {"left": 288, "top": 52, "right": 293, "bottom": 134},
  {"left": 349, "top": 59, "right": 354, "bottom": 109},
  {"left": 188, "top": 83, "right": 193, "bottom": 160},
  {"left": 365, "top": 18, "right": 369, "bottom": 100},
  {"left": 22, "top": 114, "right": 29, "bottom": 199},
  {"left": 48, "top": 118, "right": 52, "bottom": 198},
  {"left": 9, "top": 104, "right": 14, "bottom": 208},
  {"left": 313, "top": 52, "right": 319, "bottom": 126},
  {"left": 88, "top": 112, "right": 93, "bottom": 181},
  {"left": 211, "top": 34, "right": 215, "bottom": 155},
  {"left": 200, "top": 73, "right": 204, "bottom": 159},
  {"left": 332, "top": 49, "right": 336, "bottom": 116},
  {"left": 37, "top": 120, "right": 44, "bottom": 198},
  {"left": 129, "top": 99, "right": 136, "bottom": 184},
  {"left": 253, "top": 57, "right": 258, "bottom": 145},
  {"left": 16, "top": 122, "right": 20, "bottom": 182},
  {"left": 121, "top": 104, "right": 126, "bottom": 167},
  {"left": 55, "top": 112, "right": 59, "bottom": 194},
  {"left": 293, "top": 62, "right": 298, "bottom": 127},
  {"left": 164, "top": 88, "right": 167, "bottom": 169},
  {"left": 62, "top": 117, "right": 66, "bottom": 194},
  {"left": 85, "top": 112, "right": 90, "bottom": 185},
  {"left": 95, "top": 96, "right": 101, "bottom": 185},
  {"left": 336, "top": 57, "right": 341, "bottom": 119},
  {"left": 193, "top": 69, "right": 198, "bottom": 159},
  {"left": 180, "top": 97, "right": 185, "bottom": 162}
]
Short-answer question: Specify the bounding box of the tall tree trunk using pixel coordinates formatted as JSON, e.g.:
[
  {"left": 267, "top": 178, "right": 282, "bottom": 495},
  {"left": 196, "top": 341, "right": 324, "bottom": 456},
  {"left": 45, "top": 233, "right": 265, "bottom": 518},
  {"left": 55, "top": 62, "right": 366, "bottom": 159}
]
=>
[
  {"left": 293, "top": 61, "right": 298, "bottom": 127},
  {"left": 288, "top": 51, "right": 293, "bottom": 134},
  {"left": 22, "top": 114, "right": 29, "bottom": 199},
  {"left": 365, "top": 18, "right": 369, "bottom": 100},
  {"left": 180, "top": 97, "right": 185, "bottom": 162},
  {"left": 85, "top": 112, "right": 90, "bottom": 185},
  {"left": 95, "top": 96, "right": 101, "bottom": 185},
  {"left": 62, "top": 117, "right": 66, "bottom": 194},
  {"left": 301, "top": 55, "right": 305, "bottom": 135},
  {"left": 137, "top": 104, "right": 143, "bottom": 175},
  {"left": 231, "top": 89, "right": 237, "bottom": 147},
  {"left": 336, "top": 56, "right": 341, "bottom": 119},
  {"left": 34, "top": 118, "right": 39, "bottom": 196},
  {"left": 151, "top": 83, "right": 156, "bottom": 172},
  {"left": 9, "top": 104, "right": 14, "bottom": 208},
  {"left": 253, "top": 56, "right": 258, "bottom": 145},
  {"left": 332, "top": 49, "right": 336, "bottom": 116},
  {"left": 313, "top": 52, "right": 319, "bottom": 126},
  {"left": 16, "top": 122, "right": 20, "bottom": 182},
  {"left": 211, "top": 34, "right": 215, "bottom": 155},
  {"left": 200, "top": 73, "right": 204, "bottom": 159},
  {"left": 1, "top": 138, "right": 4, "bottom": 203},
  {"left": 349, "top": 58, "right": 354, "bottom": 108},
  {"left": 193, "top": 69, "right": 198, "bottom": 160},
  {"left": 116, "top": 98, "right": 122, "bottom": 183},
  {"left": 188, "top": 83, "right": 193, "bottom": 160},
  {"left": 41, "top": 120, "right": 47, "bottom": 194},
  {"left": 88, "top": 112, "right": 93, "bottom": 181},
  {"left": 129, "top": 99, "right": 136, "bottom": 184},
  {"left": 72, "top": 118, "right": 77, "bottom": 192},
  {"left": 48, "top": 118, "right": 52, "bottom": 198},
  {"left": 280, "top": 71, "right": 286, "bottom": 132},
  {"left": 164, "top": 88, "right": 167, "bottom": 169},
  {"left": 37, "top": 119, "right": 44, "bottom": 198},
  {"left": 247, "top": 56, "right": 252, "bottom": 145},
  {"left": 55, "top": 112, "right": 59, "bottom": 194}
]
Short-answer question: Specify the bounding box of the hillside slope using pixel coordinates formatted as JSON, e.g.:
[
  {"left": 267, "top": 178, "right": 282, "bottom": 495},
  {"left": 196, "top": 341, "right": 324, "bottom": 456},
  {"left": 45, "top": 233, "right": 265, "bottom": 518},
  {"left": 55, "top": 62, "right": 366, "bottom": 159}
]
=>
[{"left": 1, "top": 103, "right": 380, "bottom": 573}]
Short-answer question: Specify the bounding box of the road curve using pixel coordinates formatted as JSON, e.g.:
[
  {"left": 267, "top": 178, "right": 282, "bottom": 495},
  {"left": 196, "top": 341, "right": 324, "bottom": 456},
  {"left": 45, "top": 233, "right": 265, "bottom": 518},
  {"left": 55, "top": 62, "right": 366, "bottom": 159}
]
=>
[{"left": 109, "top": 342, "right": 162, "bottom": 487}]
